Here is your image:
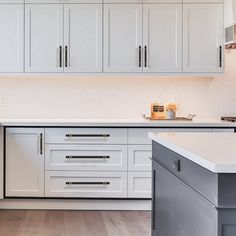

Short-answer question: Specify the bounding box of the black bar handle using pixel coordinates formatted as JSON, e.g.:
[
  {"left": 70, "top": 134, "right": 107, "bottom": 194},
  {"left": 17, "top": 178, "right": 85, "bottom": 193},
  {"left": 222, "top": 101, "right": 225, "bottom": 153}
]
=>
[
  {"left": 59, "top": 46, "right": 62, "bottom": 67},
  {"left": 65, "top": 46, "right": 68, "bottom": 67},
  {"left": 138, "top": 46, "right": 142, "bottom": 67},
  {"left": 65, "top": 182, "right": 110, "bottom": 186},
  {"left": 65, "top": 134, "right": 110, "bottom": 138},
  {"left": 219, "top": 46, "right": 222, "bottom": 68},
  {"left": 144, "top": 46, "right": 147, "bottom": 67},
  {"left": 66, "top": 155, "right": 110, "bottom": 159},
  {"left": 39, "top": 133, "right": 43, "bottom": 155}
]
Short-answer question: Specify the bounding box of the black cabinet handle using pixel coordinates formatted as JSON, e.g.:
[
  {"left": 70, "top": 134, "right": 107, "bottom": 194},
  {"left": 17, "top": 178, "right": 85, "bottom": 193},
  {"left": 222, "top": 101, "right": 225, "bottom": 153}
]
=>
[
  {"left": 65, "top": 134, "right": 110, "bottom": 138},
  {"left": 65, "top": 46, "right": 68, "bottom": 67},
  {"left": 39, "top": 133, "right": 43, "bottom": 155},
  {"left": 138, "top": 46, "right": 142, "bottom": 67},
  {"left": 219, "top": 46, "right": 222, "bottom": 68},
  {"left": 173, "top": 158, "right": 180, "bottom": 172},
  {"left": 144, "top": 46, "right": 147, "bottom": 67},
  {"left": 65, "top": 182, "right": 110, "bottom": 186},
  {"left": 59, "top": 46, "right": 63, "bottom": 67},
  {"left": 66, "top": 155, "right": 110, "bottom": 159}
]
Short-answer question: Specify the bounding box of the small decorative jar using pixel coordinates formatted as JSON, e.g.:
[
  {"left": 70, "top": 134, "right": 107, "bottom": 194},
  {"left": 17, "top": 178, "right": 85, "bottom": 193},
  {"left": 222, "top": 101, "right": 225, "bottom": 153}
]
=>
[
  {"left": 165, "top": 103, "right": 178, "bottom": 120},
  {"left": 166, "top": 110, "right": 176, "bottom": 120}
]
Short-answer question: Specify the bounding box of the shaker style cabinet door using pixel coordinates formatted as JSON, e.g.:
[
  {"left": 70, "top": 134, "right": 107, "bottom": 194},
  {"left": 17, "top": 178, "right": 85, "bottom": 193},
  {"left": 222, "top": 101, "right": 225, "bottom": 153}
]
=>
[
  {"left": 64, "top": 4, "right": 102, "bottom": 72},
  {"left": 183, "top": 4, "right": 224, "bottom": 73},
  {"left": 5, "top": 128, "right": 45, "bottom": 197},
  {"left": 25, "top": 4, "right": 63, "bottom": 72},
  {"left": 103, "top": 4, "right": 142, "bottom": 72},
  {"left": 0, "top": 0, "right": 24, "bottom": 3},
  {"left": 0, "top": 4, "right": 24, "bottom": 72},
  {"left": 143, "top": 4, "right": 182, "bottom": 72}
]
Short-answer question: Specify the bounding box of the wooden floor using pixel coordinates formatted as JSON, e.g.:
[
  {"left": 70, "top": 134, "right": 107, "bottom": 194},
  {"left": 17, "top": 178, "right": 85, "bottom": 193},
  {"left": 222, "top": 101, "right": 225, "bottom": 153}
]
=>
[{"left": 0, "top": 210, "right": 151, "bottom": 236}]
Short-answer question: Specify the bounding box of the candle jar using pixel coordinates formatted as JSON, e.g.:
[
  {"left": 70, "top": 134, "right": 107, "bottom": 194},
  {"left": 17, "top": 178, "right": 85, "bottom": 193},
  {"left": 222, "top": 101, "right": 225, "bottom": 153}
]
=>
[{"left": 166, "top": 110, "right": 176, "bottom": 120}]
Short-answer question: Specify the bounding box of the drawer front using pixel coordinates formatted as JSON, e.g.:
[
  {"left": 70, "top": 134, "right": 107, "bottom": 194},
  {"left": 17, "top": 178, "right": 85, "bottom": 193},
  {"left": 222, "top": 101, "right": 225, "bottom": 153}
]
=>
[
  {"left": 128, "top": 128, "right": 212, "bottom": 144},
  {"left": 128, "top": 145, "right": 151, "bottom": 171},
  {"left": 152, "top": 142, "right": 218, "bottom": 205},
  {"left": 45, "top": 145, "right": 127, "bottom": 171},
  {"left": 128, "top": 172, "right": 151, "bottom": 198},
  {"left": 45, "top": 171, "right": 127, "bottom": 198},
  {"left": 45, "top": 128, "right": 127, "bottom": 144}
]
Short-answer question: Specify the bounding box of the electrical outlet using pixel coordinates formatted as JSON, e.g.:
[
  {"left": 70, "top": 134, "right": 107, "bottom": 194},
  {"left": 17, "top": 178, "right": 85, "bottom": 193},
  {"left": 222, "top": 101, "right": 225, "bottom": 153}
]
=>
[{"left": 0, "top": 95, "right": 7, "bottom": 106}]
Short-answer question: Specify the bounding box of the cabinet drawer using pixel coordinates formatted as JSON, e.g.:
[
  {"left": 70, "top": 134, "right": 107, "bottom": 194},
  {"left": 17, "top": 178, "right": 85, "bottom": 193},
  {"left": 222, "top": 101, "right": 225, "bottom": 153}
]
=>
[
  {"left": 45, "top": 145, "right": 127, "bottom": 171},
  {"left": 128, "top": 172, "right": 151, "bottom": 198},
  {"left": 128, "top": 145, "right": 151, "bottom": 171},
  {"left": 45, "top": 171, "right": 127, "bottom": 198},
  {"left": 45, "top": 128, "right": 127, "bottom": 144},
  {"left": 128, "top": 128, "right": 212, "bottom": 144},
  {"left": 152, "top": 142, "right": 218, "bottom": 205}
]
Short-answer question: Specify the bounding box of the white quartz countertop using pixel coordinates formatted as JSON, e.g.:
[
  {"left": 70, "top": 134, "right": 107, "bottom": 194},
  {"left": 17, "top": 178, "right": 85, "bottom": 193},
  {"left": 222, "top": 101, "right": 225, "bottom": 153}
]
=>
[
  {"left": 0, "top": 118, "right": 235, "bottom": 127},
  {"left": 149, "top": 132, "right": 236, "bottom": 173}
]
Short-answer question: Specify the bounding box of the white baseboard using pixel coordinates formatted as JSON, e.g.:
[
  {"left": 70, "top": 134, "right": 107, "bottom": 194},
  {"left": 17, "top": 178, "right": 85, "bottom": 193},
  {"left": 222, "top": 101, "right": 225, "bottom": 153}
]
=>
[{"left": 0, "top": 199, "right": 151, "bottom": 211}]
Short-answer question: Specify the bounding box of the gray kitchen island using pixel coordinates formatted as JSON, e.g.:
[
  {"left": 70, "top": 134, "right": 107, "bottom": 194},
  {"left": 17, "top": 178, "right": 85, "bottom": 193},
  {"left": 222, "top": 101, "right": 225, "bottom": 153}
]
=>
[{"left": 149, "top": 132, "right": 236, "bottom": 236}]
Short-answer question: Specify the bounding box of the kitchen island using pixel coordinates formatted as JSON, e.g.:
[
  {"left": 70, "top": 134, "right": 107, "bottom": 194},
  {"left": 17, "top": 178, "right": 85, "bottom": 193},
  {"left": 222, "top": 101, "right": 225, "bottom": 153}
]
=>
[{"left": 149, "top": 132, "right": 236, "bottom": 236}]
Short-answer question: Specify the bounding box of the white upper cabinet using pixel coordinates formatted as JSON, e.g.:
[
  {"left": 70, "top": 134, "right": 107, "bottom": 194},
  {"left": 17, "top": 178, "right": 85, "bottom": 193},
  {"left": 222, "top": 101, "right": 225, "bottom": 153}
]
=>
[
  {"left": 104, "top": 0, "right": 142, "bottom": 3},
  {"left": 0, "top": 4, "right": 24, "bottom": 72},
  {"left": 5, "top": 128, "right": 44, "bottom": 197},
  {"left": 144, "top": 0, "right": 182, "bottom": 3},
  {"left": 25, "top": 4, "right": 63, "bottom": 72},
  {"left": 103, "top": 4, "right": 142, "bottom": 72},
  {"left": 26, "top": 0, "right": 102, "bottom": 3},
  {"left": 143, "top": 4, "right": 182, "bottom": 72},
  {"left": 184, "top": 0, "right": 223, "bottom": 3},
  {"left": 64, "top": 4, "right": 102, "bottom": 72},
  {"left": 183, "top": 4, "right": 224, "bottom": 73},
  {"left": 0, "top": 0, "right": 24, "bottom": 3}
]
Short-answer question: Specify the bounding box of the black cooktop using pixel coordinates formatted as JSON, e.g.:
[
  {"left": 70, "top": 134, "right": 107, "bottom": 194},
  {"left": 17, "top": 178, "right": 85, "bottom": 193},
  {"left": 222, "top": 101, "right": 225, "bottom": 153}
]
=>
[{"left": 221, "top": 117, "right": 236, "bottom": 122}]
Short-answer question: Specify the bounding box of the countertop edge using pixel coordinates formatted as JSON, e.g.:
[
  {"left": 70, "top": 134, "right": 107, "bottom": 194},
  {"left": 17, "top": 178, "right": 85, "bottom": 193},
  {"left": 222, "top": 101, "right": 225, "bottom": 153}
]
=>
[{"left": 148, "top": 132, "right": 235, "bottom": 173}]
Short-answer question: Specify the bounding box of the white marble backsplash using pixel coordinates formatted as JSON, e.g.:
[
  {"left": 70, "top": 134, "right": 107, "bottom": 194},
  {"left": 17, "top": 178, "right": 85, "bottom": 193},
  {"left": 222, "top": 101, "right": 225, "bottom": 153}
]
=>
[{"left": 0, "top": 50, "right": 236, "bottom": 119}]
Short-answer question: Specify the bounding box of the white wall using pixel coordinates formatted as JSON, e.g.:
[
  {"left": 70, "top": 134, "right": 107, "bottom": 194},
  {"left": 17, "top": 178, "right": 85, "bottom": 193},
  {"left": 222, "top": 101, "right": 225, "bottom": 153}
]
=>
[{"left": 0, "top": 50, "right": 236, "bottom": 119}]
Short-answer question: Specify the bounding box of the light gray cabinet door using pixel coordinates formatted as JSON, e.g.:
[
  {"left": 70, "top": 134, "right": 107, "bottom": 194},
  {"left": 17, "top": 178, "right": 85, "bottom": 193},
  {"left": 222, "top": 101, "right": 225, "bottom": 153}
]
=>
[
  {"left": 143, "top": 4, "right": 182, "bottom": 72},
  {"left": 6, "top": 128, "right": 45, "bottom": 197},
  {"left": 25, "top": 4, "right": 63, "bottom": 72},
  {"left": 103, "top": 4, "right": 142, "bottom": 72},
  {"left": 0, "top": 4, "right": 24, "bottom": 72},
  {"left": 183, "top": 4, "right": 224, "bottom": 73},
  {"left": 64, "top": 4, "right": 102, "bottom": 72},
  {"left": 152, "top": 161, "right": 217, "bottom": 236}
]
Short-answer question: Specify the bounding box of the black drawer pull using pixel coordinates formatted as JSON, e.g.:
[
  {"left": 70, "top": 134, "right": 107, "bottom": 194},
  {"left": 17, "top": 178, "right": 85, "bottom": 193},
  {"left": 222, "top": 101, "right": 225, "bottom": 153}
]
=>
[
  {"left": 66, "top": 155, "right": 110, "bottom": 159},
  {"left": 173, "top": 158, "right": 180, "bottom": 172},
  {"left": 65, "top": 182, "right": 110, "bottom": 186},
  {"left": 65, "top": 134, "right": 110, "bottom": 138}
]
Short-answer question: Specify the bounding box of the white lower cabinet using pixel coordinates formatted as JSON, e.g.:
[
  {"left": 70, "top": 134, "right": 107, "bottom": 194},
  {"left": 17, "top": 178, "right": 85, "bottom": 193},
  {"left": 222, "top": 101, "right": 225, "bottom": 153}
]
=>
[
  {"left": 128, "top": 145, "right": 151, "bottom": 171},
  {"left": 45, "top": 144, "right": 127, "bottom": 171},
  {"left": 5, "top": 128, "right": 45, "bottom": 197},
  {"left": 128, "top": 172, "right": 152, "bottom": 198},
  {"left": 5, "top": 127, "right": 234, "bottom": 200},
  {"left": 45, "top": 171, "right": 127, "bottom": 198}
]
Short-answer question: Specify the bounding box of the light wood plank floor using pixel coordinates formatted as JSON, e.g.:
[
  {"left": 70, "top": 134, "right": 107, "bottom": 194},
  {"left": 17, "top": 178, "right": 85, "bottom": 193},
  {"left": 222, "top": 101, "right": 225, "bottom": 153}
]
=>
[{"left": 0, "top": 210, "right": 151, "bottom": 236}]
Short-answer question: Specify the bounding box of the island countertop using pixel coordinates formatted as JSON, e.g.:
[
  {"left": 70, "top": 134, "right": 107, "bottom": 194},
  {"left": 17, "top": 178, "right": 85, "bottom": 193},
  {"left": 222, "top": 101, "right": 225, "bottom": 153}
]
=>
[{"left": 149, "top": 132, "right": 236, "bottom": 173}]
